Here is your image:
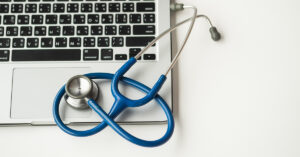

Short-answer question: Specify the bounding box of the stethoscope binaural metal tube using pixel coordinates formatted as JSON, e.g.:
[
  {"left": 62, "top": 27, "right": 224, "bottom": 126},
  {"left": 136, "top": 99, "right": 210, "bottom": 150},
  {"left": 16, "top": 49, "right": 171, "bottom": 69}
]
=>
[{"left": 134, "top": 6, "right": 221, "bottom": 76}]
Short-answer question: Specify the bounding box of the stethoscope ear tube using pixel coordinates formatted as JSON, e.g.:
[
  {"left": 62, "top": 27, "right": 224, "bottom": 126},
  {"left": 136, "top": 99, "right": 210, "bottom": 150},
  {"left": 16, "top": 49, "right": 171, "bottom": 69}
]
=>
[
  {"left": 133, "top": 7, "right": 221, "bottom": 76},
  {"left": 53, "top": 73, "right": 174, "bottom": 147}
]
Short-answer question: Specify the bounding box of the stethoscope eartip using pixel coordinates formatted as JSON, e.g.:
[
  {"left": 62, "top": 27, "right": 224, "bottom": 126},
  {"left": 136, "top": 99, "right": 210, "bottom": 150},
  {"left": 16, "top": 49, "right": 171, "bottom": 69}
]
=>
[{"left": 209, "top": 26, "right": 221, "bottom": 41}]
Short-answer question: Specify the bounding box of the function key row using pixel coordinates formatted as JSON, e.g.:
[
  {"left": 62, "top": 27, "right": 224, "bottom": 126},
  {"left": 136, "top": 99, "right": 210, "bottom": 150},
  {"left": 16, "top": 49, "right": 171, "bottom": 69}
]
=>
[
  {"left": 0, "top": 3, "right": 154, "bottom": 13},
  {"left": 0, "top": 49, "right": 156, "bottom": 62}
]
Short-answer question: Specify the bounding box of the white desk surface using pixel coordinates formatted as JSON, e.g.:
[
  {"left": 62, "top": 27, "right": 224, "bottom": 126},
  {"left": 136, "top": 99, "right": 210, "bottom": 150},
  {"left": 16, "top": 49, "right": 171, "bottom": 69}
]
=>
[{"left": 1, "top": 0, "right": 300, "bottom": 156}]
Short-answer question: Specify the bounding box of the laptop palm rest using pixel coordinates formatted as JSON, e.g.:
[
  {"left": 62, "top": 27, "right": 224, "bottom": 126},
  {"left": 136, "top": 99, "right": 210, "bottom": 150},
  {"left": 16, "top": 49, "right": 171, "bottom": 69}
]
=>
[{"left": 10, "top": 67, "right": 93, "bottom": 121}]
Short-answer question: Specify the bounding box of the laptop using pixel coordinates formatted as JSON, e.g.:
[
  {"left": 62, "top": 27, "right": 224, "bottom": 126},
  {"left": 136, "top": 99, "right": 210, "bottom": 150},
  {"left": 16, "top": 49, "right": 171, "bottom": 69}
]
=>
[{"left": 0, "top": 0, "right": 172, "bottom": 125}]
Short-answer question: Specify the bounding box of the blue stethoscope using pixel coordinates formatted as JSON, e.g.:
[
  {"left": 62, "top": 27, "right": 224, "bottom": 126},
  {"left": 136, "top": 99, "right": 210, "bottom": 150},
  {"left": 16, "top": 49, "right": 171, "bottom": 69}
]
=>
[
  {"left": 53, "top": 7, "right": 221, "bottom": 147},
  {"left": 53, "top": 62, "right": 174, "bottom": 147}
]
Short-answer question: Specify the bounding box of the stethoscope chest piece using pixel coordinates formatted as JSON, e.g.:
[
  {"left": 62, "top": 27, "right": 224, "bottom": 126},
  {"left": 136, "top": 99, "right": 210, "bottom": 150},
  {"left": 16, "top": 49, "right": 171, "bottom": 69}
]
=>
[{"left": 64, "top": 75, "right": 99, "bottom": 109}]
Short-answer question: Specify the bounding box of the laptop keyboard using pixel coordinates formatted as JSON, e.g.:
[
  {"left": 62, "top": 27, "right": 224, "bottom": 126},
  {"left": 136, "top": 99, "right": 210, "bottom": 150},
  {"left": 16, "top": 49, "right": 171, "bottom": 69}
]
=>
[{"left": 0, "top": 0, "right": 157, "bottom": 62}]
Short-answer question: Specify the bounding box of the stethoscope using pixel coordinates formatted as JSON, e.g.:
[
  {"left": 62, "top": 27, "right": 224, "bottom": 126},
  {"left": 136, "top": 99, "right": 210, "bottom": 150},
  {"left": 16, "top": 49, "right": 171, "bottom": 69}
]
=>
[{"left": 53, "top": 6, "right": 221, "bottom": 147}]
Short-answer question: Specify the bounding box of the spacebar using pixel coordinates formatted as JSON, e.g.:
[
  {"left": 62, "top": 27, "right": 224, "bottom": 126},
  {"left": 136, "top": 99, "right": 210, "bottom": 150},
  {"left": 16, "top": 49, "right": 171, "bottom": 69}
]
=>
[{"left": 12, "top": 49, "right": 81, "bottom": 61}]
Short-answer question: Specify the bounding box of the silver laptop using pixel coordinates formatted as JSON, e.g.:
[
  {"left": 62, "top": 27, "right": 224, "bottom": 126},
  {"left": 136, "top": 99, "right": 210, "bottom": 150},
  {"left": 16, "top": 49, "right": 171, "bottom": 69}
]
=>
[{"left": 0, "top": 0, "right": 172, "bottom": 125}]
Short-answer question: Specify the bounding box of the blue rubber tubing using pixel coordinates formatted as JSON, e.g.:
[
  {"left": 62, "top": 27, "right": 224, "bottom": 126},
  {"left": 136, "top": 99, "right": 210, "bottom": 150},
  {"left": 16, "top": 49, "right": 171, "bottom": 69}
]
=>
[{"left": 53, "top": 73, "right": 174, "bottom": 147}]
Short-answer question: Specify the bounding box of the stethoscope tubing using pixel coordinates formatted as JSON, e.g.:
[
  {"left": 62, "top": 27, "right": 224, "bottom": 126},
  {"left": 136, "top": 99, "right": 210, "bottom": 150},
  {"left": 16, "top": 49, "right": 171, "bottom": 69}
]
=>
[
  {"left": 53, "top": 73, "right": 174, "bottom": 147},
  {"left": 53, "top": 6, "right": 220, "bottom": 147}
]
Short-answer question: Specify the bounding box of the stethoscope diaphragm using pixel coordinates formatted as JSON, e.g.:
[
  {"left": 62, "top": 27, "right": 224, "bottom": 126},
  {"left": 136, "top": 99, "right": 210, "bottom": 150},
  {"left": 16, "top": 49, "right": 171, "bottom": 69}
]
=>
[{"left": 64, "top": 75, "right": 99, "bottom": 109}]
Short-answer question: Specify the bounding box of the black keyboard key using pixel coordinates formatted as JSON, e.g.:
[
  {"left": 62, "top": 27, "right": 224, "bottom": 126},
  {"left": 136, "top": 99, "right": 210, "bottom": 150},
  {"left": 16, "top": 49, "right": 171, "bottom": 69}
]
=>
[
  {"left": 91, "top": 26, "right": 103, "bottom": 35},
  {"left": 143, "top": 14, "right": 155, "bottom": 23},
  {"left": 53, "top": 3, "right": 65, "bottom": 13},
  {"left": 109, "top": 3, "right": 120, "bottom": 12},
  {"left": 3, "top": 15, "right": 16, "bottom": 25},
  {"left": 41, "top": 38, "right": 53, "bottom": 47},
  {"left": 116, "top": 14, "right": 127, "bottom": 23},
  {"left": 55, "top": 38, "right": 67, "bottom": 47},
  {"left": 98, "top": 37, "right": 109, "bottom": 47},
  {"left": 129, "top": 14, "right": 141, "bottom": 23},
  {"left": 67, "top": 3, "right": 79, "bottom": 12},
  {"left": 129, "top": 48, "right": 141, "bottom": 60},
  {"left": 0, "top": 4, "right": 9, "bottom": 13},
  {"left": 84, "top": 37, "right": 95, "bottom": 47},
  {"left": 133, "top": 25, "right": 155, "bottom": 35},
  {"left": 46, "top": 15, "right": 58, "bottom": 24},
  {"left": 115, "top": 54, "right": 127, "bottom": 60},
  {"left": 11, "top": 4, "right": 23, "bottom": 13},
  {"left": 18, "top": 15, "right": 30, "bottom": 24},
  {"left": 74, "top": 14, "right": 85, "bottom": 24},
  {"left": 105, "top": 26, "right": 116, "bottom": 35},
  {"left": 60, "top": 15, "right": 72, "bottom": 24},
  {"left": 34, "top": 26, "right": 46, "bottom": 36},
  {"left": 137, "top": 3, "right": 155, "bottom": 12},
  {"left": 102, "top": 14, "right": 113, "bottom": 24},
  {"left": 112, "top": 37, "right": 124, "bottom": 47},
  {"left": 32, "top": 15, "right": 44, "bottom": 24},
  {"left": 20, "top": 26, "right": 33, "bottom": 36},
  {"left": 13, "top": 38, "right": 25, "bottom": 48},
  {"left": 0, "top": 27, "right": 4, "bottom": 36},
  {"left": 81, "top": 3, "right": 92, "bottom": 12},
  {"left": 39, "top": 4, "right": 51, "bottom": 13},
  {"left": 95, "top": 3, "right": 106, "bottom": 12},
  {"left": 126, "top": 37, "right": 155, "bottom": 47},
  {"left": 0, "top": 50, "right": 9, "bottom": 62},
  {"left": 143, "top": 54, "right": 156, "bottom": 60},
  {"left": 101, "top": 49, "right": 113, "bottom": 60},
  {"left": 0, "top": 38, "right": 11, "bottom": 48},
  {"left": 12, "top": 49, "right": 81, "bottom": 61},
  {"left": 83, "top": 49, "right": 99, "bottom": 61},
  {"left": 6, "top": 27, "right": 18, "bottom": 36},
  {"left": 119, "top": 25, "right": 131, "bottom": 35},
  {"left": 88, "top": 14, "right": 99, "bottom": 24},
  {"left": 77, "top": 26, "right": 88, "bottom": 35},
  {"left": 63, "top": 26, "right": 75, "bottom": 35},
  {"left": 27, "top": 38, "right": 39, "bottom": 47},
  {"left": 49, "top": 26, "right": 61, "bottom": 36},
  {"left": 122, "top": 3, "right": 134, "bottom": 12},
  {"left": 25, "top": 4, "right": 37, "bottom": 13},
  {"left": 69, "top": 37, "right": 81, "bottom": 47}
]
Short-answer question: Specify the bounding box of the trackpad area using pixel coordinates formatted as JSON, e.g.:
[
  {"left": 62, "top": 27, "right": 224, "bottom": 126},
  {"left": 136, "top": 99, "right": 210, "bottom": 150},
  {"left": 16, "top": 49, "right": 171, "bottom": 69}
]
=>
[{"left": 11, "top": 67, "right": 92, "bottom": 120}]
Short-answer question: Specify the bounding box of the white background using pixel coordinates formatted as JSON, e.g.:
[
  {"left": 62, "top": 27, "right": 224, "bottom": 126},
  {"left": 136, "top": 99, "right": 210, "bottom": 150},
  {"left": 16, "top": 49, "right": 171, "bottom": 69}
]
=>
[{"left": 1, "top": 0, "right": 300, "bottom": 156}]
